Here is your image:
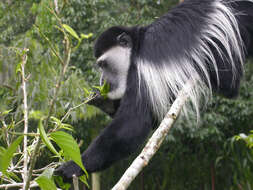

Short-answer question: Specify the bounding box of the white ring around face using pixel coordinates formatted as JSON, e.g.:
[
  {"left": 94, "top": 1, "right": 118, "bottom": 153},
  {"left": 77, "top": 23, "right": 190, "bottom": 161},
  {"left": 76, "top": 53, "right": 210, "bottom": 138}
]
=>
[{"left": 97, "top": 46, "right": 131, "bottom": 99}]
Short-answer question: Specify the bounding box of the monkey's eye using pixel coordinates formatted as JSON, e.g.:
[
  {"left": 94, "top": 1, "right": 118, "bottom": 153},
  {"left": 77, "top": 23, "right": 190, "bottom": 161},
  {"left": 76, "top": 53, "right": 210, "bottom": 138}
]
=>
[
  {"left": 97, "top": 60, "right": 108, "bottom": 68},
  {"left": 117, "top": 32, "right": 131, "bottom": 47}
]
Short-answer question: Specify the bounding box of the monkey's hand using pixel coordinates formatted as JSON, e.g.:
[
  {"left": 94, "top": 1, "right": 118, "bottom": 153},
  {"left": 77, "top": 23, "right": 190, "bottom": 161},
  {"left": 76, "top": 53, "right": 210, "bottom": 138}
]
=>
[
  {"left": 87, "top": 91, "right": 120, "bottom": 117},
  {"left": 54, "top": 161, "right": 84, "bottom": 182}
]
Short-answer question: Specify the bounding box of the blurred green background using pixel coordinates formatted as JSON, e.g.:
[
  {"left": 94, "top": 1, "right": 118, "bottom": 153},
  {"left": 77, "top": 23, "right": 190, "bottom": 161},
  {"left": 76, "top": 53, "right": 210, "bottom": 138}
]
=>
[{"left": 0, "top": 0, "right": 253, "bottom": 189}]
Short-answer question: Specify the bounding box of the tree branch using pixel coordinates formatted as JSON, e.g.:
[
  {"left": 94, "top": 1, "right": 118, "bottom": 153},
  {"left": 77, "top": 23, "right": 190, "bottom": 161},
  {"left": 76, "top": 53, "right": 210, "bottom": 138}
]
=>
[
  {"left": 0, "top": 182, "right": 38, "bottom": 189},
  {"left": 54, "top": 0, "right": 59, "bottom": 14},
  {"left": 73, "top": 175, "right": 79, "bottom": 190},
  {"left": 60, "top": 94, "right": 97, "bottom": 123},
  {"left": 112, "top": 82, "right": 194, "bottom": 190},
  {"left": 25, "top": 25, "right": 72, "bottom": 190},
  {"left": 21, "top": 48, "right": 29, "bottom": 190}
]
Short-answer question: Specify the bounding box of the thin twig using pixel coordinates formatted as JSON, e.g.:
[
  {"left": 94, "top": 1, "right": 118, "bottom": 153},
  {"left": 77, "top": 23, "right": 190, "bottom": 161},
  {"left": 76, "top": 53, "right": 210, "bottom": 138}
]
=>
[
  {"left": 32, "top": 162, "right": 58, "bottom": 173},
  {"left": 60, "top": 94, "right": 97, "bottom": 122},
  {"left": 0, "top": 84, "right": 14, "bottom": 91},
  {"left": 54, "top": 0, "right": 59, "bottom": 14},
  {"left": 21, "top": 48, "right": 29, "bottom": 190},
  {"left": 8, "top": 131, "right": 39, "bottom": 136},
  {"left": 0, "top": 182, "right": 38, "bottom": 189},
  {"left": 25, "top": 26, "right": 72, "bottom": 190},
  {"left": 25, "top": 136, "right": 40, "bottom": 190},
  {"left": 2, "top": 120, "right": 11, "bottom": 146},
  {"left": 14, "top": 119, "right": 25, "bottom": 127},
  {"left": 11, "top": 156, "right": 24, "bottom": 171},
  {"left": 34, "top": 25, "right": 64, "bottom": 66},
  {"left": 112, "top": 82, "right": 194, "bottom": 190},
  {"left": 1, "top": 175, "right": 16, "bottom": 184},
  {"left": 73, "top": 175, "right": 79, "bottom": 190}
]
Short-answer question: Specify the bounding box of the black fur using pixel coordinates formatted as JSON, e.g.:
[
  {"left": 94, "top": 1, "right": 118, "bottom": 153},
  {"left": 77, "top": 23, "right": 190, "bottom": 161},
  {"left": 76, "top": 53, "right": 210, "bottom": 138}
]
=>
[
  {"left": 56, "top": 61, "right": 152, "bottom": 177},
  {"left": 56, "top": 0, "right": 253, "bottom": 180},
  {"left": 94, "top": 26, "right": 141, "bottom": 58},
  {"left": 87, "top": 93, "right": 120, "bottom": 117},
  {"left": 232, "top": 1, "right": 253, "bottom": 56}
]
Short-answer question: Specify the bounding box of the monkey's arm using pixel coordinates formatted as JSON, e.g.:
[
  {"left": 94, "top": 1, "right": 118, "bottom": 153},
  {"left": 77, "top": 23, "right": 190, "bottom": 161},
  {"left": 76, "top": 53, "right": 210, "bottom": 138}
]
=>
[
  {"left": 55, "top": 109, "right": 152, "bottom": 180},
  {"left": 87, "top": 93, "right": 120, "bottom": 117}
]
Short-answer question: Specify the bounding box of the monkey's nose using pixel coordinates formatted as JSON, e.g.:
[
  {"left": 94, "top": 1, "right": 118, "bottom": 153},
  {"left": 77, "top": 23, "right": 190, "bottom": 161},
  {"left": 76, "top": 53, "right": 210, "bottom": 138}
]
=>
[{"left": 97, "top": 60, "right": 107, "bottom": 68}]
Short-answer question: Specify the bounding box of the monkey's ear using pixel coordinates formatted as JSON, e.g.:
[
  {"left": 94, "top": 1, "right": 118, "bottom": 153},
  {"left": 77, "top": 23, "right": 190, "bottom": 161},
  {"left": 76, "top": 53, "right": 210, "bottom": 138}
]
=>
[{"left": 117, "top": 32, "right": 132, "bottom": 47}]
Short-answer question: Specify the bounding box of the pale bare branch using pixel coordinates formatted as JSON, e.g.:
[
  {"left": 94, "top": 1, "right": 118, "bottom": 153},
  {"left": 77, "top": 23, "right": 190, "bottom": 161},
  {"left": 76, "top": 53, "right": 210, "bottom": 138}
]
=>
[
  {"left": 21, "top": 48, "right": 30, "bottom": 190},
  {"left": 73, "top": 175, "right": 79, "bottom": 190},
  {"left": 112, "top": 82, "right": 194, "bottom": 190}
]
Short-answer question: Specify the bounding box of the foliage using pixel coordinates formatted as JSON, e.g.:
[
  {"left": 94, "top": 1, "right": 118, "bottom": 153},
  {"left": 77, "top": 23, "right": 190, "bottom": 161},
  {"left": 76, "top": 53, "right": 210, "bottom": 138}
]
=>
[
  {"left": 0, "top": 136, "right": 23, "bottom": 177},
  {"left": 35, "top": 168, "right": 57, "bottom": 190},
  {"left": 0, "top": 0, "right": 95, "bottom": 188},
  {"left": 101, "top": 63, "right": 253, "bottom": 190},
  {"left": 0, "top": 0, "right": 253, "bottom": 189},
  {"left": 235, "top": 131, "right": 253, "bottom": 148}
]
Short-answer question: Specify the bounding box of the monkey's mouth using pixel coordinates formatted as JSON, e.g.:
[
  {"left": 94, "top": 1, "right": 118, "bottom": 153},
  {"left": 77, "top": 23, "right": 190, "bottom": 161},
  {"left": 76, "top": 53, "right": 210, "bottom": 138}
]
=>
[{"left": 99, "top": 73, "right": 117, "bottom": 92}]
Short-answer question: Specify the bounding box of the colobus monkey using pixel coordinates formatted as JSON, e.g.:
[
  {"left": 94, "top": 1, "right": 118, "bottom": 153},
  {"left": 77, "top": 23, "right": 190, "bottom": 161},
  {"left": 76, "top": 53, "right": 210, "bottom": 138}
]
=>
[{"left": 56, "top": 0, "right": 253, "bottom": 180}]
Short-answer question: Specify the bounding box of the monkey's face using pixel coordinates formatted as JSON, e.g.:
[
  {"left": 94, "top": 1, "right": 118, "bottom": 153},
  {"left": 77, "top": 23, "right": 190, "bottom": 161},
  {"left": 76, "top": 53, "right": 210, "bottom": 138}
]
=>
[{"left": 95, "top": 31, "right": 133, "bottom": 100}]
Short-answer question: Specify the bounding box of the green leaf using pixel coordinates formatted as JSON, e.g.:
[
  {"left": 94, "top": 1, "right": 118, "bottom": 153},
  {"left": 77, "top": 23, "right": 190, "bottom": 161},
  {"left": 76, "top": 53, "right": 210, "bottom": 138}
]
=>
[
  {"left": 60, "top": 124, "right": 74, "bottom": 131},
  {"left": 79, "top": 175, "right": 90, "bottom": 188},
  {"left": 50, "top": 116, "right": 62, "bottom": 127},
  {"left": 80, "top": 33, "right": 93, "bottom": 39},
  {"left": 7, "top": 121, "right": 15, "bottom": 130},
  {"left": 51, "top": 117, "right": 73, "bottom": 131},
  {"left": 36, "top": 168, "right": 57, "bottom": 190},
  {"left": 93, "top": 80, "right": 110, "bottom": 99},
  {"left": 0, "top": 136, "right": 23, "bottom": 175},
  {"left": 51, "top": 131, "right": 88, "bottom": 177},
  {"left": 54, "top": 176, "right": 71, "bottom": 190},
  {"left": 62, "top": 24, "right": 80, "bottom": 40},
  {"left": 0, "top": 147, "right": 6, "bottom": 156},
  {"left": 83, "top": 87, "right": 92, "bottom": 97},
  {"left": 29, "top": 110, "right": 45, "bottom": 120},
  {"left": 1, "top": 109, "right": 12, "bottom": 116},
  {"left": 16, "top": 62, "right": 22, "bottom": 74},
  {"left": 38, "top": 119, "right": 59, "bottom": 156},
  {"left": 100, "top": 81, "right": 110, "bottom": 98}
]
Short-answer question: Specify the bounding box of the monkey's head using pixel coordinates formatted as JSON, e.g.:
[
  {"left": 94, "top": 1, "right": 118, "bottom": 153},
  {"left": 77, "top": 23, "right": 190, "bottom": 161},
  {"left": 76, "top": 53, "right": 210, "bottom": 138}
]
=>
[{"left": 94, "top": 26, "right": 138, "bottom": 100}]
